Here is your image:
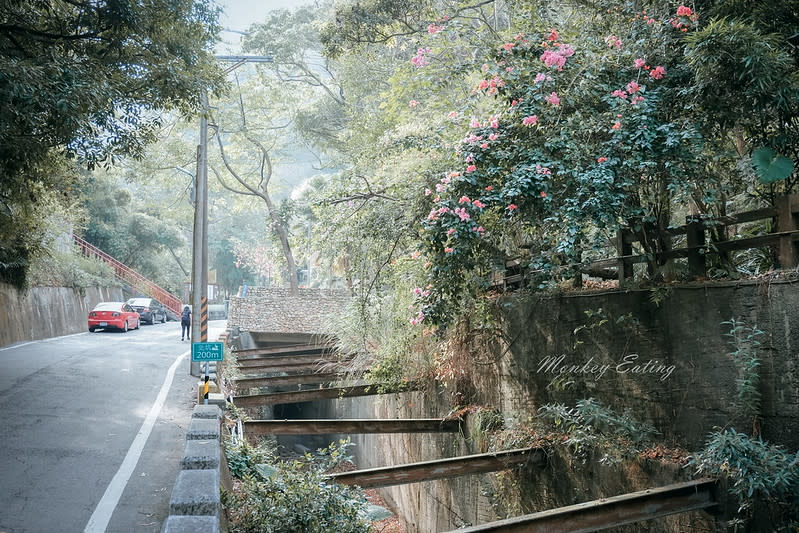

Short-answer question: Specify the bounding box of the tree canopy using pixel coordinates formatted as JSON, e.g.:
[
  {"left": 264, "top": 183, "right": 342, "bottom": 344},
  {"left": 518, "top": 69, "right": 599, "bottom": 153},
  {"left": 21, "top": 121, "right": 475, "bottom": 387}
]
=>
[{"left": 0, "top": 0, "right": 225, "bottom": 288}]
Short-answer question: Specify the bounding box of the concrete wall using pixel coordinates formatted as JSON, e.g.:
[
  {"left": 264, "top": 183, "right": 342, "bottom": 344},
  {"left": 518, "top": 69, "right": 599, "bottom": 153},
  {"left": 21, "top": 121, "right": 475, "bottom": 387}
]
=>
[
  {"left": 227, "top": 287, "right": 350, "bottom": 335},
  {"left": 0, "top": 282, "right": 124, "bottom": 348},
  {"left": 307, "top": 280, "right": 799, "bottom": 532},
  {"left": 492, "top": 280, "right": 799, "bottom": 450}
]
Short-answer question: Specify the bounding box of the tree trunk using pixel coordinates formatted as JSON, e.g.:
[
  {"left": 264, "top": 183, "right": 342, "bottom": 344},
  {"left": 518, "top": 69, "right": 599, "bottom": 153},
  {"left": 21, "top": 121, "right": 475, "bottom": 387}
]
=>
[{"left": 262, "top": 193, "right": 299, "bottom": 295}]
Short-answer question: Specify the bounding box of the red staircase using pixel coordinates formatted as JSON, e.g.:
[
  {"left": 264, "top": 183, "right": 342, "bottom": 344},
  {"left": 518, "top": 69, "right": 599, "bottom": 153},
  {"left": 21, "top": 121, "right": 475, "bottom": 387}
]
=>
[{"left": 72, "top": 234, "right": 183, "bottom": 316}]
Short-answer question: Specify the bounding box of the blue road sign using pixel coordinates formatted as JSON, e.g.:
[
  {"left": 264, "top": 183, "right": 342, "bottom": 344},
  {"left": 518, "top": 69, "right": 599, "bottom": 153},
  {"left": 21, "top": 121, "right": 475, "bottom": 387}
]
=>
[{"left": 192, "top": 342, "right": 224, "bottom": 362}]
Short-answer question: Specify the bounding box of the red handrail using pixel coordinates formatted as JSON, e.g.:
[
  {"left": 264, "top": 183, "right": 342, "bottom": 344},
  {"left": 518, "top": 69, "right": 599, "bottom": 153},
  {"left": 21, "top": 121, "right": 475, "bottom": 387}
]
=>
[{"left": 72, "top": 234, "right": 183, "bottom": 316}]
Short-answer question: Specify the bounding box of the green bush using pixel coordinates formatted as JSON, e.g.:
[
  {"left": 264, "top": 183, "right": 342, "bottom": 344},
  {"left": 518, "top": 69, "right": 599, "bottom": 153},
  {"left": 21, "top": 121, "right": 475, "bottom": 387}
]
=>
[
  {"left": 223, "top": 439, "right": 373, "bottom": 533},
  {"left": 27, "top": 247, "right": 118, "bottom": 288},
  {"left": 690, "top": 429, "right": 799, "bottom": 529}
]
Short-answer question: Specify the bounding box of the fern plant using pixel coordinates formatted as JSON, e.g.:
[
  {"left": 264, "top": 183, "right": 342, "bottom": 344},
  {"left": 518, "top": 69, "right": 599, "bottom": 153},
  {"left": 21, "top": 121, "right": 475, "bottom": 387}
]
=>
[
  {"left": 723, "top": 318, "right": 764, "bottom": 434},
  {"left": 538, "top": 398, "right": 659, "bottom": 464}
]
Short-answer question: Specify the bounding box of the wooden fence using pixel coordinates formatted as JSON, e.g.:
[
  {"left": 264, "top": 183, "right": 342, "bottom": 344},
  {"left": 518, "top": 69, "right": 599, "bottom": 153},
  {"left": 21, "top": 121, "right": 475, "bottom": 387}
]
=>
[{"left": 495, "top": 194, "right": 799, "bottom": 287}]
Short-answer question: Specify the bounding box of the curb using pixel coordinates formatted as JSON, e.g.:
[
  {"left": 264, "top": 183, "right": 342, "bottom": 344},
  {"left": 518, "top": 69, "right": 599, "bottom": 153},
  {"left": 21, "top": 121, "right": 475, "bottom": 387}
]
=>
[{"left": 161, "top": 404, "right": 223, "bottom": 533}]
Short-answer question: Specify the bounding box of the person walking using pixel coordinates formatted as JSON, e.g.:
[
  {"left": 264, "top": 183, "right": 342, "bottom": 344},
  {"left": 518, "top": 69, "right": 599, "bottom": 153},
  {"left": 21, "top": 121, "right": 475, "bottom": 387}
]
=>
[{"left": 181, "top": 305, "right": 191, "bottom": 341}]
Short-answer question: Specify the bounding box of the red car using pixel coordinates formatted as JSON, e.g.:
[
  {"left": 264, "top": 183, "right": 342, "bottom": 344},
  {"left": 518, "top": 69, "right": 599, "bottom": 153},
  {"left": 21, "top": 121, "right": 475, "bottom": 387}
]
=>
[{"left": 88, "top": 302, "right": 140, "bottom": 333}]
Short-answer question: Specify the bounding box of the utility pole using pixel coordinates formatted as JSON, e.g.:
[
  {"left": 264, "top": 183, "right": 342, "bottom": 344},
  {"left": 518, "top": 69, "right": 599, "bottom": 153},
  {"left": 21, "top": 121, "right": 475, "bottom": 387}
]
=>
[{"left": 190, "top": 55, "right": 273, "bottom": 376}]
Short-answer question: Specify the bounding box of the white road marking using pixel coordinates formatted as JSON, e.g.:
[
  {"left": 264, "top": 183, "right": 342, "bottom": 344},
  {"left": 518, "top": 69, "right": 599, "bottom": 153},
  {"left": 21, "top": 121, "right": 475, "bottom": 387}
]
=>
[
  {"left": 0, "top": 331, "right": 87, "bottom": 352},
  {"left": 83, "top": 350, "right": 189, "bottom": 533}
]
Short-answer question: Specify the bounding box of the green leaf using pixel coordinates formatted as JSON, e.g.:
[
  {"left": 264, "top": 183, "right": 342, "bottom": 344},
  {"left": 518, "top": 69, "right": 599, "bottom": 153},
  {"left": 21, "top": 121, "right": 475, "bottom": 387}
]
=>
[
  {"left": 752, "top": 147, "right": 794, "bottom": 183},
  {"left": 254, "top": 463, "right": 279, "bottom": 479},
  {"left": 360, "top": 503, "right": 394, "bottom": 521}
]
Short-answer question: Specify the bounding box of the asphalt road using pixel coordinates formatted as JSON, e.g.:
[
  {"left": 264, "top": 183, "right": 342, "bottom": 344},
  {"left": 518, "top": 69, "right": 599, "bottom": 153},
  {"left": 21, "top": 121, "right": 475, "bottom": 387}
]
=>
[{"left": 0, "top": 319, "right": 227, "bottom": 533}]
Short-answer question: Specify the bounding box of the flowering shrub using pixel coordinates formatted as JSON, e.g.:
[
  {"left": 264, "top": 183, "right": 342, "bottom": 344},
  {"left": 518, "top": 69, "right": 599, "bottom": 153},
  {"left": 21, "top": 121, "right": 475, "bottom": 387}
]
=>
[{"left": 410, "top": 5, "right": 711, "bottom": 325}]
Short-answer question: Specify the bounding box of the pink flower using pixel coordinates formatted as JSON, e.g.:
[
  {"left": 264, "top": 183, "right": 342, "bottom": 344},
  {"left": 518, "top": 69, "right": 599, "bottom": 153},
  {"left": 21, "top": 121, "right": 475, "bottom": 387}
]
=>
[
  {"left": 505, "top": 67, "right": 514, "bottom": 73},
  {"left": 597, "top": 157, "right": 607, "bottom": 163},
  {"left": 633, "top": 58, "right": 646, "bottom": 69},
  {"left": 466, "top": 165, "right": 477, "bottom": 173},
  {"left": 424, "top": 188, "right": 432, "bottom": 196},
  {"left": 458, "top": 196, "right": 471, "bottom": 204},
  {"left": 522, "top": 115, "right": 538, "bottom": 126},
  {"left": 626, "top": 81, "right": 641, "bottom": 94},
  {"left": 435, "top": 183, "right": 446, "bottom": 192},
  {"left": 447, "top": 111, "right": 459, "bottom": 118},
  {"left": 540, "top": 49, "right": 567, "bottom": 69},
  {"left": 558, "top": 44, "right": 575, "bottom": 57},
  {"left": 534, "top": 73, "right": 548, "bottom": 83},
  {"left": 408, "top": 100, "right": 419, "bottom": 107},
  {"left": 409, "top": 311, "right": 425, "bottom": 326},
  {"left": 449, "top": 171, "right": 461, "bottom": 178},
  {"left": 454, "top": 207, "right": 470, "bottom": 221},
  {"left": 411, "top": 251, "right": 421, "bottom": 259},
  {"left": 539, "top": 191, "right": 547, "bottom": 198},
  {"left": 546, "top": 92, "right": 560, "bottom": 106},
  {"left": 480, "top": 143, "right": 489, "bottom": 149},
  {"left": 631, "top": 95, "right": 645, "bottom": 105},
  {"left": 502, "top": 43, "right": 515, "bottom": 51},
  {"left": 605, "top": 35, "right": 622, "bottom": 50},
  {"left": 547, "top": 29, "right": 559, "bottom": 41},
  {"left": 447, "top": 228, "right": 456, "bottom": 235},
  {"left": 475, "top": 226, "right": 486, "bottom": 234},
  {"left": 649, "top": 66, "right": 666, "bottom": 79},
  {"left": 611, "top": 121, "right": 621, "bottom": 130},
  {"left": 437, "top": 207, "right": 450, "bottom": 214},
  {"left": 485, "top": 185, "right": 494, "bottom": 191},
  {"left": 427, "top": 23, "right": 444, "bottom": 34},
  {"left": 488, "top": 133, "right": 499, "bottom": 141},
  {"left": 410, "top": 47, "right": 432, "bottom": 68},
  {"left": 472, "top": 200, "right": 486, "bottom": 208},
  {"left": 611, "top": 89, "right": 628, "bottom": 99},
  {"left": 676, "top": 5, "right": 692, "bottom": 16},
  {"left": 507, "top": 204, "right": 518, "bottom": 211},
  {"left": 470, "top": 118, "right": 481, "bottom": 128},
  {"left": 444, "top": 247, "right": 454, "bottom": 253},
  {"left": 489, "top": 116, "right": 500, "bottom": 128}
]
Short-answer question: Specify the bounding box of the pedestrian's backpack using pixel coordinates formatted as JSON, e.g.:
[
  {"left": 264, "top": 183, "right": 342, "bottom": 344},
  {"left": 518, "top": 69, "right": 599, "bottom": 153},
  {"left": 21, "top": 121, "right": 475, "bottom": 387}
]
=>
[{"left": 182, "top": 308, "right": 190, "bottom": 320}]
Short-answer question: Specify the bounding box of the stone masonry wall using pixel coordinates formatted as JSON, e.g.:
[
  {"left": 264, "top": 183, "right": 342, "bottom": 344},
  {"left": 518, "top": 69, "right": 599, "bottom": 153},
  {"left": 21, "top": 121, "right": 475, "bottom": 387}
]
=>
[{"left": 227, "top": 287, "right": 350, "bottom": 334}]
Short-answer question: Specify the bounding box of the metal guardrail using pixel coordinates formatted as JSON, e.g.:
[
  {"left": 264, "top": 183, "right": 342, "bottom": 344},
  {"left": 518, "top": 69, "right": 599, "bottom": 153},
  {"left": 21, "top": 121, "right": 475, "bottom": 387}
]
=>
[
  {"left": 444, "top": 478, "right": 718, "bottom": 532},
  {"left": 72, "top": 234, "right": 183, "bottom": 315}
]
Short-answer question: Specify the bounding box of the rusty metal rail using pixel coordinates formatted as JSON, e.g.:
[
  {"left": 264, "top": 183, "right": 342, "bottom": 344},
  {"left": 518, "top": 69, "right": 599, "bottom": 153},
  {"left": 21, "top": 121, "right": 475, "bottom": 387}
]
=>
[
  {"left": 237, "top": 353, "right": 348, "bottom": 369},
  {"left": 244, "top": 418, "right": 462, "bottom": 435},
  {"left": 328, "top": 447, "right": 544, "bottom": 489},
  {"left": 233, "top": 344, "right": 333, "bottom": 359},
  {"left": 73, "top": 234, "right": 183, "bottom": 315},
  {"left": 232, "top": 383, "right": 416, "bottom": 407},
  {"left": 235, "top": 372, "right": 342, "bottom": 388},
  {"left": 445, "top": 478, "right": 718, "bottom": 532}
]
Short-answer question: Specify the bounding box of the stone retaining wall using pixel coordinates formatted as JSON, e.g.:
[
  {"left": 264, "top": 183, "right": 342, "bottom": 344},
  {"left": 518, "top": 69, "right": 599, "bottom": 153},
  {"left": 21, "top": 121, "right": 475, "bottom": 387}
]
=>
[
  {"left": 0, "top": 283, "right": 124, "bottom": 348},
  {"left": 306, "top": 280, "right": 799, "bottom": 532},
  {"left": 227, "top": 287, "right": 350, "bottom": 334}
]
